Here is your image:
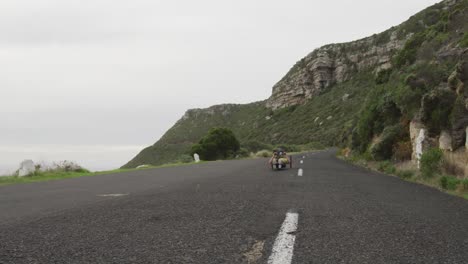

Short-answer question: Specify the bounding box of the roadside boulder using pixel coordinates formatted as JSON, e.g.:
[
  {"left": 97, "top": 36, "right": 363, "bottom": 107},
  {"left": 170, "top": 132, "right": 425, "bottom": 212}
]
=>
[
  {"left": 193, "top": 153, "right": 200, "bottom": 163},
  {"left": 439, "top": 130, "right": 453, "bottom": 151},
  {"left": 18, "top": 160, "right": 35, "bottom": 177}
]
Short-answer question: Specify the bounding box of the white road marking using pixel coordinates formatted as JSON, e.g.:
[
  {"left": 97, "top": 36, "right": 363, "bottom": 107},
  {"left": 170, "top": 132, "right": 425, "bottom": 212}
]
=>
[
  {"left": 97, "top": 193, "right": 129, "bottom": 197},
  {"left": 268, "top": 211, "right": 299, "bottom": 264},
  {"left": 302, "top": 156, "right": 305, "bottom": 159},
  {"left": 300, "top": 160, "right": 303, "bottom": 164},
  {"left": 298, "top": 169, "right": 303, "bottom": 177}
]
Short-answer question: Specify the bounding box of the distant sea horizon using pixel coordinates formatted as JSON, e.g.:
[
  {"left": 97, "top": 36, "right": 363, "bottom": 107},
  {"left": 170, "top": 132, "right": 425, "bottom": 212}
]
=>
[{"left": 0, "top": 144, "right": 144, "bottom": 176}]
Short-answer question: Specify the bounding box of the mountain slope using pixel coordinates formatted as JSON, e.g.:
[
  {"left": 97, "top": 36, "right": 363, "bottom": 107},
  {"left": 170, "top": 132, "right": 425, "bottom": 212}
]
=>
[{"left": 123, "top": 0, "right": 468, "bottom": 169}]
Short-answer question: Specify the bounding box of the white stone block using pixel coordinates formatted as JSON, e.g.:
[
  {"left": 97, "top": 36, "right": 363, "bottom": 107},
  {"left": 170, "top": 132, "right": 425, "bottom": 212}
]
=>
[
  {"left": 18, "top": 160, "right": 35, "bottom": 177},
  {"left": 194, "top": 153, "right": 200, "bottom": 163}
]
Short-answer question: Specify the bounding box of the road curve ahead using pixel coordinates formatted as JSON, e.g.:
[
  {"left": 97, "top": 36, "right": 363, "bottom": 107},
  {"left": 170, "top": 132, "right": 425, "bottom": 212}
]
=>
[{"left": 1, "top": 150, "right": 468, "bottom": 263}]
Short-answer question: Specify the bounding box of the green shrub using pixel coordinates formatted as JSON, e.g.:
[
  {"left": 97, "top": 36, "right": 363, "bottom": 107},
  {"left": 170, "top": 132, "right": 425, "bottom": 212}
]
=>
[
  {"left": 385, "top": 165, "right": 397, "bottom": 175},
  {"left": 396, "top": 170, "right": 414, "bottom": 179},
  {"left": 177, "top": 154, "right": 194, "bottom": 163},
  {"left": 355, "top": 91, "right": 402, "bottom": 153},
  {"left": 190, "top": 127, "right": 240, "bottom": 161},
  {"left": 377, "top": 95, "right": 402, "bottom": 128},
  {"left": 355, "top": 103, "right": 379, "bottom": 152},
  {"left": 236, "top": 148, "right": 250, "bottom": 158},
  {"left": 393, "top": 85, "right": 425, "bottom": 118},
  {"left": 255, "top": 150, "right": 272, "bottom": 158},
  {"left": 361, "top": 151, "right": 373, "bottom": 161},
  {"left": 440, "top": 175, "right": 460, "bottom": 190},
  {"left": 375, "top": 68, "right": 392, "bottom": 84},
  {"left": 378, "top": 161, "right": 396, "bottom": 174},
  {"left": 422, "top": 9, "right": 444, "bottom": 26},
  {"left": 275, "top": 144, "right": 300, "bottom": 152},
  {"left": 420, "top": 90, "right": 457, "bottom": 135},
  {"left": 378, "top": 161, "right": 390, "bottom": 172},
  {"left": 420, "top": 148, "right": 443, "bottom": 178},
  {"left": 404, "top": 73, "right": 428, "bottom": 91},
  {"left": 460, "top": 32, "right": 468, "bottom": 48},
  {"left": 242, "top": 140, "right": 272, "bottom": 153},
  {"left": 273, "top": 105, "right": 298, "bottom": 117},
  {"left": 440, "top": 175, "right": 448, "bottom": 189},
  {"left": 434, "top": 32, "right": 449, "bottom": 44},
  {"left": 304, "top": 141, "right": 326, "bottom": 150},
  {"left": 370, "top": 125, "right": 404, "bottom": 161},
  {"left": 461, "top": 179, "right": 468, "bottom": 191},
  {"left": 448, "top": 70, "right": 460, "bottom": 88},
  {"left": 74, "top": 168, "right": 90, "bottom": 173},
  {"left": 447, "top": 177, "right": 460, "bottom": 190},
  {"left": 394, "top": 32, "right": 427, "bottom": 67},
  {"left": 374, "top": 30, "right": 392, "bottom": 45},
  {"left": 411, "top": 62, "right": 448, "bottom": 90}
]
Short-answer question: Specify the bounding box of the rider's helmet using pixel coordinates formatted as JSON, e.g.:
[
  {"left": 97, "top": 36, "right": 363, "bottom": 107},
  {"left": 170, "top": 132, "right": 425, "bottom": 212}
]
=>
[{"left": 277, "top": 148, "right": 284, "bottom": 156}]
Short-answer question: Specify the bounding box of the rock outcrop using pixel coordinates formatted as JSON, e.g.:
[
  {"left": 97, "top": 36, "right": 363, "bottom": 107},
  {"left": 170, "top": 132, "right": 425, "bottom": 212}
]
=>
[
  {"left": 439, "top": 130, "right": 453, "bottom": 151},
  {"left": 18, "top": 160, "right": 35, "bottom": 177},
  {"left": 466, "top": 126, "right": 468, "bottom": 150},
  {"left": 266, "top": 31, "right": 407, "bottom": 110},
  {"left": 410, "top": 121, "right": 430, "bottom": 166}
]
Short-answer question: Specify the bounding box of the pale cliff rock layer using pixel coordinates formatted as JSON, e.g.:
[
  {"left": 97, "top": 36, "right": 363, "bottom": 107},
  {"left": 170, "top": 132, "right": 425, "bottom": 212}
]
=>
[{"left": 266, "top": 31, "right": 406, "bottom": 110}]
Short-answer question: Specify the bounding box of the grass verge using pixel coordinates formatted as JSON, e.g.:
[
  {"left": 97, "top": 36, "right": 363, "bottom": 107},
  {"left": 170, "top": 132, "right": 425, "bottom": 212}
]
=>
[
  {"left": 337, "top": 152, "right": 468, "bottom": 200},
  {"left": 0, "top": 161, "right": 205, "bottom": 186}
]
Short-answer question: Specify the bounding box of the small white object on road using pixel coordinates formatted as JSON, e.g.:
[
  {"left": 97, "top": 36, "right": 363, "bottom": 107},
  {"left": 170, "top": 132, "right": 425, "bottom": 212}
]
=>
[
  {"left": 298, "top": 169, "right": 303, "bottom": 177},
  {"left": 302, "top": 156, "right": 305, "bottom": 159},
  {"left": 300, "top": 160, "right": 303, "bottom": 164},
  {"left": 267, "top": 211, "right": 299, "bottom": 264},
  {"left": 97, "top": 193, "right": 129, "bottom": 197}
]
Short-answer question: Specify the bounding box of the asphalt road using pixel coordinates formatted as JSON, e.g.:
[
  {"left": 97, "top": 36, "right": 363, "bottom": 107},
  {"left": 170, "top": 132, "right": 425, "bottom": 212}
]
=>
[{"left": 1, "top": 150, "right": 468, "bottom": 263}]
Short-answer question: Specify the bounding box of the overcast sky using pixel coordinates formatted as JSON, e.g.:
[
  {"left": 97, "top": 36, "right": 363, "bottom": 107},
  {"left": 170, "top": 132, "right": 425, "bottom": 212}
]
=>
[{"left": 0, "top": 0, "right": 439, "bottom": 173}]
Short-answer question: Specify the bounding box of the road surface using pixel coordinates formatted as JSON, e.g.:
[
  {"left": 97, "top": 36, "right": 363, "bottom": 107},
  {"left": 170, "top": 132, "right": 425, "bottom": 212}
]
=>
[{"left": 1, "top": 150, "right": 468, "bottom": 263}]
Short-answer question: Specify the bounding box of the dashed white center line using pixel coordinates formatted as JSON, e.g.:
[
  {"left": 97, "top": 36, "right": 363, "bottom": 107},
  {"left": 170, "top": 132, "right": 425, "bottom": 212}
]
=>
[
  {"left": 268, "top": 211, "right": 299, "bottom": 264},
  {"left": 97, "top": 193, "right": 129, "bottom": 197},
  {"left": 298, "top": 169, "right": 303, "bottom": 177}
]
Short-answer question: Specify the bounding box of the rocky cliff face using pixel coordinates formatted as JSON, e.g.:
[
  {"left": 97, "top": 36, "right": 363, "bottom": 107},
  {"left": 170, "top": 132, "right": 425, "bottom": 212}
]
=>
[
  {"left": 266, "top": 31, "right": 407, "bottom": 110},
  {"left": 266, "top": 0, "right": 466, "bottom": 110}
]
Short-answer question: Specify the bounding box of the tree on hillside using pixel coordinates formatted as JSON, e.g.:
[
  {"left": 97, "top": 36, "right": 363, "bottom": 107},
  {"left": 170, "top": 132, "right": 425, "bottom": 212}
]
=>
[{"left": 190, "top": 128, "right": 240, "bottom": 161}]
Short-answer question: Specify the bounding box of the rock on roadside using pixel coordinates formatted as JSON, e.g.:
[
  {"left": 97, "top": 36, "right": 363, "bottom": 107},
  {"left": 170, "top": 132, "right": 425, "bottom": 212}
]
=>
[{"left": 18, "top": 160, "right": 35, "bottom": 177}]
